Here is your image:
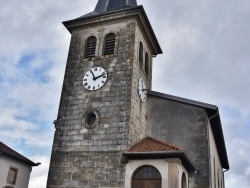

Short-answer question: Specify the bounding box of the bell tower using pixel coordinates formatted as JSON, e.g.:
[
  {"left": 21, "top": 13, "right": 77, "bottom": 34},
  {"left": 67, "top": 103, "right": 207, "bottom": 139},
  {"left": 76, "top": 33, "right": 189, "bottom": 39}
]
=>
[{"left": 47, "top": 0, "right": 162, "bottom": 187}]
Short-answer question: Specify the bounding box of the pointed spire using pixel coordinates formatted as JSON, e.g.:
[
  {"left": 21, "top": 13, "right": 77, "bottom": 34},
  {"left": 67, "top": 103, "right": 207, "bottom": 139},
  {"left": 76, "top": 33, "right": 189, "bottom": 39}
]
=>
[{"left": 94, "top": 0, "right": 137, "bottom": 13}]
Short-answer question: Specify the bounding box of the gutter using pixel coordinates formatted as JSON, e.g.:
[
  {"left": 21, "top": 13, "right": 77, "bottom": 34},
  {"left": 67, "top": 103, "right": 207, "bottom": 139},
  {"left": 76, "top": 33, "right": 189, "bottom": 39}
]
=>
[
  {"left": 123, "top": 151, "right": 196, "bottom": 172},
  {"left": 35, "top": 162, "right": 41, "bottom": 166},
  {"left": 123, "top": 150, "right": 185, "bottom": 155},
  {"left": 63, "top": 6, "right": 162, "bottom": 55},
  {"left": 208, "top": 109, "right": 219, "bottom": 122}
]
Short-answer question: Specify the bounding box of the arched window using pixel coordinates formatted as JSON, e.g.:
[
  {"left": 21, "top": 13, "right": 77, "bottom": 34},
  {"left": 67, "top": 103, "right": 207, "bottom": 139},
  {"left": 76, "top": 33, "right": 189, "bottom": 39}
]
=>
[
  {"left": 104, "top": 33, "right": 116, "bottom": 55},
  {"left": 145, "top": 52, "right": 149, "bottom": 76},
  {"left": 181, "top": 172, "right": 187, "bottom": 188},
  {"left": 85, "top": 36, "right": 97, "bottom": 58},
  {"left": 132, "top": 165, "right": 162, "bottom": 188},
  {"left": 139, "top": 42, "right": 143, "bottom": 66}
]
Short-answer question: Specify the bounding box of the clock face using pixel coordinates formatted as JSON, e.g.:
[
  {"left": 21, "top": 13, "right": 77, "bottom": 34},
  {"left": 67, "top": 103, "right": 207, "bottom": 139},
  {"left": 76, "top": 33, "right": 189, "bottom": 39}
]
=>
[
  {"left": 138, "top": 78, "right": 147, "bottom": 102},
  {"left": 83, "top": 67, "right": 108, "bottom": 91}
]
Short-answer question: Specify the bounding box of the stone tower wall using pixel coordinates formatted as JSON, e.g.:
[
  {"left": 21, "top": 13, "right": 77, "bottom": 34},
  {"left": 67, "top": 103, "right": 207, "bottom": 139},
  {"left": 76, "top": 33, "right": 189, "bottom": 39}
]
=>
[
  {"left": 128, "top": 22, "right": 153, "bottom": 144},
  {"left": 53, "top": 19, "right": 138, "bottom": 153},
  {"left": 47, "top": 15, "right": 150, "bottom": 187}
]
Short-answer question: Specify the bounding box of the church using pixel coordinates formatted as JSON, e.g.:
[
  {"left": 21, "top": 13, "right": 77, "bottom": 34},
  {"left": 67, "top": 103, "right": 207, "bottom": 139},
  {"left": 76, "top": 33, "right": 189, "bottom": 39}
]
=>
[{"left": 47, "top": 0, "right": 229, "bottom": 187}]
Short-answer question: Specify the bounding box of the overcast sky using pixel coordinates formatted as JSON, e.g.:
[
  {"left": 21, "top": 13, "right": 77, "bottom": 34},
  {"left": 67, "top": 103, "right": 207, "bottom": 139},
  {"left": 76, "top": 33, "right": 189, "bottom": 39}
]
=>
[{"left": 0, "top": 0, "right": 249, "bottom": 187}]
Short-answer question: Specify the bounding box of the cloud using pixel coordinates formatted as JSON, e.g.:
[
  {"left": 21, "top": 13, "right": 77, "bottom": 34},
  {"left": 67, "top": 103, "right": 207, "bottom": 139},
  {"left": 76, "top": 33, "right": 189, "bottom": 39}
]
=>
[
  {"left": 0, "top": 1, "right": 96, "bottom": 186},
  {"left": 139, "top": 0, "right": 250, "bottom": 186},
  {"left": 29, "top": 155, "right": 51, "bottom": 188}
]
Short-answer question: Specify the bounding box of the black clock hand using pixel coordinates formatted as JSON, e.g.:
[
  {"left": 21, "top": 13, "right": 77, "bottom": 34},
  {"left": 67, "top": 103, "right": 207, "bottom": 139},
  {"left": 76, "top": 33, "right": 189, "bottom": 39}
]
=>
[
  {"left": 90, "top": 70, "right": 96, "bottom": 80},
  {"left": 95, "top": 73, "right": 106, "bottom": 79}
]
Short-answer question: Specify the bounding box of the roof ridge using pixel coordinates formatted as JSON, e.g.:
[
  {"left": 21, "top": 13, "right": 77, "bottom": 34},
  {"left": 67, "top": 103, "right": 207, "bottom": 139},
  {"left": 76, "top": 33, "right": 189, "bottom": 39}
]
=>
[
  {"left": 148, "top": 90, "right": 218, "bottom": 110},
  {"left": 127, "top": 136, "right": 184, "bottom": 152},
  {"left": 146, "top": 136, "right": 184, "bottom": 150}
]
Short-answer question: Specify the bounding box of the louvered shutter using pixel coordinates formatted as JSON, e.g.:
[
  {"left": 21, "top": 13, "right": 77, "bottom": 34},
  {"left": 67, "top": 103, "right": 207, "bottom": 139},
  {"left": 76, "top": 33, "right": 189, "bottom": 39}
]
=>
[
  {"left": 85, "top": 36, "right": 97, "bottom": 58},
  {"left": 104, "top": 33, "right": 116, "bottom": 55}
]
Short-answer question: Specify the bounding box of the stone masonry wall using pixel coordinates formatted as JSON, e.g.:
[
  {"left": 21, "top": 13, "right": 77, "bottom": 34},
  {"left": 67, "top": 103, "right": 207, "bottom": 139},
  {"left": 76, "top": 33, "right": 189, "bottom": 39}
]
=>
[
  {"left": 47, "top": 151, "right": 125, "bottom": 188},
  {"left": 147, "top": 95, "right": 210, "bottom": 188},
  {"left": 47, "top": 17, "right": 141, "bottom": 187}
]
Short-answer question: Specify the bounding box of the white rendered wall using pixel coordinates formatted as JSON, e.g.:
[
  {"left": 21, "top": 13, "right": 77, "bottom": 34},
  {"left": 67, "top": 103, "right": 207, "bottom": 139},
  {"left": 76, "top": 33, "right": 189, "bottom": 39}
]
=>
[
  {"left": 209, "top": 124, "right": 224, "bottom": 188},
  {"left": 125, "top": 159, "right": 169, "bottom": 188},
  {"left": 178, "top": 164, "right": 190, "bottom": 188},
  {"left": 0, "top": 155, "right": 32, "bottom": 188},
  {"left": 125, "top": 159, "right": 191, "bottom": 188}
]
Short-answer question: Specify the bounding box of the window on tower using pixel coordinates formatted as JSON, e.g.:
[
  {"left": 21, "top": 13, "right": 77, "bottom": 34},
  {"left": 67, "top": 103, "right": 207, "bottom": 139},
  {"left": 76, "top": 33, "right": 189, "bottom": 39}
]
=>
[
  {"left": 104, "top": 33, "right": 116, "bottom": 55},
  {"left": 145, "top": 52, "right": 149, "bottom": 76},
  {"left": 85, "top": 36, "right": 97, "bottom": 58},
  {"left": 139, "top": 42, "right": 143, "bottom": 66},
  {"left": 86, "top": 113, "right": 97, "bottom": 125}
]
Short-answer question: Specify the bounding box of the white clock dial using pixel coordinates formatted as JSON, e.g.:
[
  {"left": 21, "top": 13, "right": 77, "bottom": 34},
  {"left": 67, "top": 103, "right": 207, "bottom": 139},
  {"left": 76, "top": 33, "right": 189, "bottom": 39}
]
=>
[
  {"left": 138, "top": 78, "right": 147, "bottom": 102},
  {"left": 83, "top": 67, "right": 107, "bottom": 91}
]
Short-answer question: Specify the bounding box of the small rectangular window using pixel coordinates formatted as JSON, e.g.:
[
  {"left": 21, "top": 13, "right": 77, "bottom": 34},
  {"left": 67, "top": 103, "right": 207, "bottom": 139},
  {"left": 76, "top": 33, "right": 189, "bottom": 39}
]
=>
[{"left": 6, "top": 167, "right": 18, "bottom": 185}]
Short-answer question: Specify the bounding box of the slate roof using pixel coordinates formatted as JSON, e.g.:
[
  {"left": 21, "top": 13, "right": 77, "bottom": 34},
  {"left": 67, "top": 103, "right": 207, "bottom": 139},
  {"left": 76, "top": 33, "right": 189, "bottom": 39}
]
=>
[
  {"left": 148, "top": 90, "right": 218, "bottom": 110},
  {"left": 76, "top": 0, "right": 137, "bottom": 19},
  {"left": 0, "top": 142, "right": 38, "bottom": 166},
  {"left": 95, "top": 0, "right": 137, "bottom": 13},
  {"left": 123, "top": 137, "right": 196, "bottom": 172}
]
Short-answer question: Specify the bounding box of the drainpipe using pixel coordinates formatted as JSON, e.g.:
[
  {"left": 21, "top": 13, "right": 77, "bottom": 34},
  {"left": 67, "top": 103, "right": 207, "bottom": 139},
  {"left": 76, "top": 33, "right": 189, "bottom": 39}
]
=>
[
  {"left": 222, "top": 169, "right": 229, "bottom": 188},
  {"left": 223, "top": 169, "right": 229, "bottom": 173},
  {"left": 30, "top": 163, "right": 41, "bottom": 172}
]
